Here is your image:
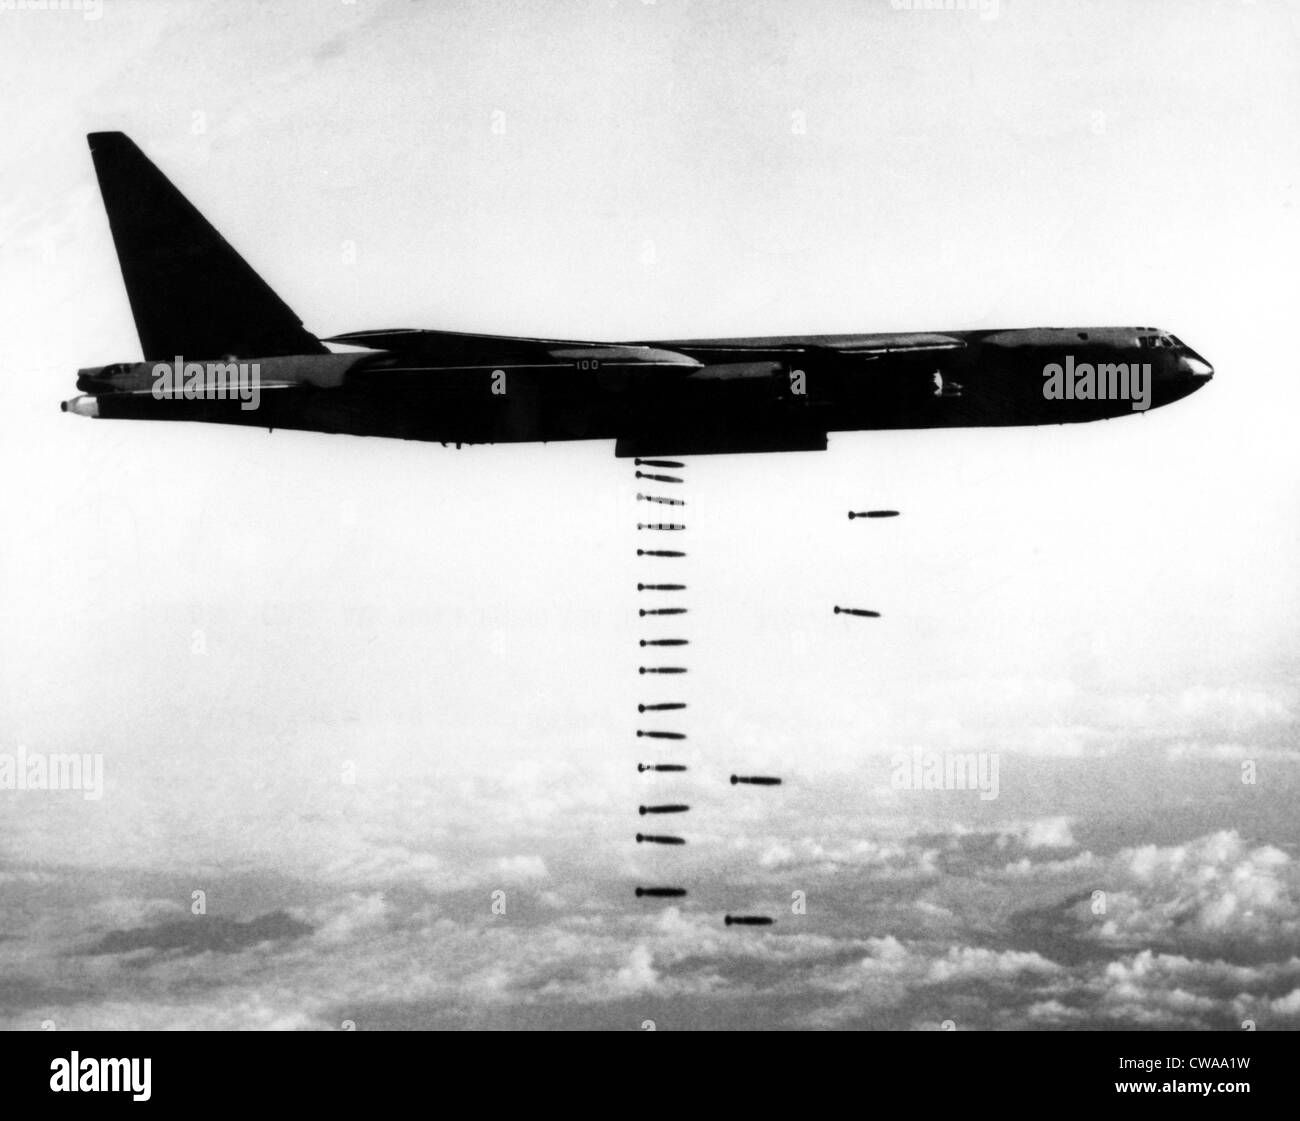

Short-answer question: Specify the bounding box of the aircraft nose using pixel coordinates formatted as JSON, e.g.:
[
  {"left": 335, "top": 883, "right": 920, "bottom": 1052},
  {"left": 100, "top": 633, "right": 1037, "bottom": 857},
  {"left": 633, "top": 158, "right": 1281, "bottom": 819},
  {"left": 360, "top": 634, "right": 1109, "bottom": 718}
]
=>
[{"left": 1178, "top": 351, "right": 1213, "bottom": 379}]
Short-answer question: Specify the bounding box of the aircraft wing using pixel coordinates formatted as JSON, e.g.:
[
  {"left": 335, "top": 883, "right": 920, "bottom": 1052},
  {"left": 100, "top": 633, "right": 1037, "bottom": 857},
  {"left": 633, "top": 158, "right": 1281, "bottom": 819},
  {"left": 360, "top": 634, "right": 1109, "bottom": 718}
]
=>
[{"left": 324, "top": 329, "right": 702, "bottom": 371}]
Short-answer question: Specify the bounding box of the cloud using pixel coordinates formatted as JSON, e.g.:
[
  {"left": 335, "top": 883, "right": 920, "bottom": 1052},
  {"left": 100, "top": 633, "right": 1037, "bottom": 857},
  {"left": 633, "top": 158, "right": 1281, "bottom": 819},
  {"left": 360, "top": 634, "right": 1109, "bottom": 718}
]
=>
[
  {"left": 1090, "top": 830, "right": 1298, "bottom": 947},
  {"left": 84, "top": 911, "right": 313, "bottom": 958},
  {"left": 1165, "top": 741, "right": 1300, "bottom": 762},
  {"left": 87, "top": 897, "right": 187, "bottom": 930},
  {"left": 1173, "top": 686, "right": 1293, "bottom": 728},
  {"left": 4, "top": 820, "right": 1297, "bottom": 1031},
  {"left": 1269, "top": 988, "right": 1300, "bottom": 1016},
  {"left": 495, "top": 855, "right": 549, "bottom": 882},
  {"left": 1010, "top": 817, "right": 1076, "bottom": 849}
]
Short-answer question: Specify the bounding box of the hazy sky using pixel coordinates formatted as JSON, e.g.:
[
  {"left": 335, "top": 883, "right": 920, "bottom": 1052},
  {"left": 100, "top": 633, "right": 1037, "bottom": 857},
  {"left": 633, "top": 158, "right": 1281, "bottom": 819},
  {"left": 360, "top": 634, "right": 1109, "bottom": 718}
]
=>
[{"left": 1, "top": 0, "right": 1298, "bottom": 1029}]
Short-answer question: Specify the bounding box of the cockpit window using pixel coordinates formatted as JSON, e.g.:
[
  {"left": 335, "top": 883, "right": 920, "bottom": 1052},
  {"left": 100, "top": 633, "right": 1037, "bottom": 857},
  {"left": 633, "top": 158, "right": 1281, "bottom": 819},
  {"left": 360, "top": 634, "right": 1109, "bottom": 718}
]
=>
[{"left": 1138, "top": 335, "right": 1176, "bottom": 349}]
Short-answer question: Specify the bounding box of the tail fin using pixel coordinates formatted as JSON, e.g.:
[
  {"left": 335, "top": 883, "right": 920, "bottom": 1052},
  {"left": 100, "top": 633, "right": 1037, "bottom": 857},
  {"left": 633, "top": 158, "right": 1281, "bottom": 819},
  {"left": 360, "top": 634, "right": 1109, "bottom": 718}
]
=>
[{"left": 87, "top": 132, "right": 325, "bottom": 360}]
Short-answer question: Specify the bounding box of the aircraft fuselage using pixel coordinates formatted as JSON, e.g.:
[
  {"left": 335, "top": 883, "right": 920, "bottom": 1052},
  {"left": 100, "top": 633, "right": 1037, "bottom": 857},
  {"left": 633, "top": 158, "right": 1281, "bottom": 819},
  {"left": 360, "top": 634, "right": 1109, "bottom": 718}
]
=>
[
  {"left": 64, "top": 132, "right": 1213, "bottom": 456},
  {"left": 67, "top": 324, "right": 1213, "bottom": 457}
]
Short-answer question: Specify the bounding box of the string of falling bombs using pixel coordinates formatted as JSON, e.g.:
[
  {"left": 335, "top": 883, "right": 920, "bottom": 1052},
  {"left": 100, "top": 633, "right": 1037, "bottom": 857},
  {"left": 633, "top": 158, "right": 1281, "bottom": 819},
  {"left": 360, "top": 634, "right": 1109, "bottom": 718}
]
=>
[
  {"left": 834, "top": 509, "right": 899, "bottom": 619},
  {"left": 632, "top": 458, "right": 780, "bottom": 928}
]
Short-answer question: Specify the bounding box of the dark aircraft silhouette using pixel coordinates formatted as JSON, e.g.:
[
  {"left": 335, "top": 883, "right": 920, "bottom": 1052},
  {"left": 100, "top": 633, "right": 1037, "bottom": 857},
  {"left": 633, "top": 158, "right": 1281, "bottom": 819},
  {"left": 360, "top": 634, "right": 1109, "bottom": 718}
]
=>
[{"left": 64, "top": 133, "right": 1213, "bottom": 455}]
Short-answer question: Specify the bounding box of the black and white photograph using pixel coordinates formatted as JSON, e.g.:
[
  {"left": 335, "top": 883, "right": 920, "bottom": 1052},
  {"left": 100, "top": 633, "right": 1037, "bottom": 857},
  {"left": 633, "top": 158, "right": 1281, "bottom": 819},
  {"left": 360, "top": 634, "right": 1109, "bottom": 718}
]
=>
[{"left": 1, "top": 0, "right": 1297, "bottom": 1080}]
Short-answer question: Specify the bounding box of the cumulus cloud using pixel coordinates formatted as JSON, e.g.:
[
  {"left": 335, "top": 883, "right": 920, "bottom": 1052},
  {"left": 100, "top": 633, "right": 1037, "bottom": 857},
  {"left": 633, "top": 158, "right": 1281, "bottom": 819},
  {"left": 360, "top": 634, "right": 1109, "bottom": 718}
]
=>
[
  {"left": 1020, "top": 817, "right": 1077, "bottom": 849},
  {"left": 3, "top": 813, "right": 1296, "bottom": 1031},
  {"left": 1089, "top": 830, "right": 1298, "bottom": 948}
]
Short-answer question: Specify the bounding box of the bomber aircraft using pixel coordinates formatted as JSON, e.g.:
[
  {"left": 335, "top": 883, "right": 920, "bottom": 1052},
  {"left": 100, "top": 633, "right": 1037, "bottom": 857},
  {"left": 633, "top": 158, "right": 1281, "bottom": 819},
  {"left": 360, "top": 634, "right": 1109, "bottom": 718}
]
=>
[{"left": 64, "top": 133, "right": 1212, "bottom": 457}]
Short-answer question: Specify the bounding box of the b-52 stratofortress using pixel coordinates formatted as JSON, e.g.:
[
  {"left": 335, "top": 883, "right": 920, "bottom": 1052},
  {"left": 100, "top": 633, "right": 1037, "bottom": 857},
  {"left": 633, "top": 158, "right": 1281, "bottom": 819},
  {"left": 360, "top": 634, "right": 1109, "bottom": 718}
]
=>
[{"left": 64, "top": 133, "right": 1212, "bottom": 457}]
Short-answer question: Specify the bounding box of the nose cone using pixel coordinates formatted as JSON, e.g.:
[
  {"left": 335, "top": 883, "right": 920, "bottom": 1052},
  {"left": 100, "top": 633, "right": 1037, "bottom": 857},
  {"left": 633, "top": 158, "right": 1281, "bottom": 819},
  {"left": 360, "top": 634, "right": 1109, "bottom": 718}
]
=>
[
  {"left": 61, "top": 395, "right": 100, "bottom": 418},
  {"left": 1179, "top": 352, "right": 1214, "bottom": 379}
]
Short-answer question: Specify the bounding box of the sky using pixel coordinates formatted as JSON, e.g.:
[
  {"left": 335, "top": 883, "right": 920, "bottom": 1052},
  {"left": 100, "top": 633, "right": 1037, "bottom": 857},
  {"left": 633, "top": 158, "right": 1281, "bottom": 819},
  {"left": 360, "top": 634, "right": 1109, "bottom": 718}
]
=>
[{"left": 0, "top": 0, "right": 1298, "bottom": 1030}]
